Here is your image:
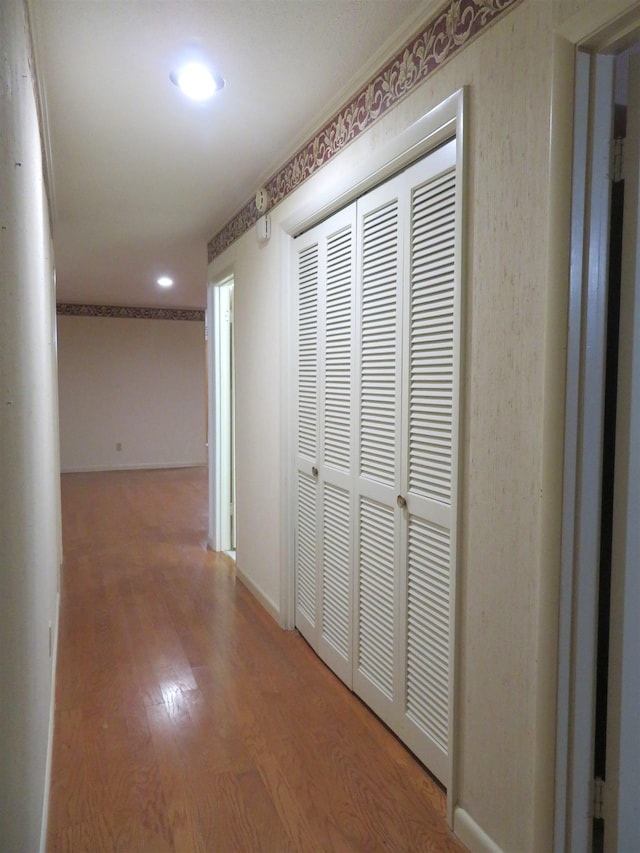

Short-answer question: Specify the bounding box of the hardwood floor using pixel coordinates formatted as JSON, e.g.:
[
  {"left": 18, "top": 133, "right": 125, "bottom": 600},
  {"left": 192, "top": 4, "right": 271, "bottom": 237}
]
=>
[{"left": 47, "top": 466, "right": 466, "bottom": 852}]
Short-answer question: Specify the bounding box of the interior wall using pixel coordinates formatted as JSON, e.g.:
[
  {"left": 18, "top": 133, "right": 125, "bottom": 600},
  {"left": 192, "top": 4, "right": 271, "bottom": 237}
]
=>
[
  {"left": 209, "top": 251, "right": 282, "bottom": 611},
  {"left": 57, "top": 314, "right": 206, "bottom": 472},
  {"left": 0, "top": 1, "right": 62, "bottom": 848},
  {"left": 207, "top": 1, "right": 590, "bottom": 850}
]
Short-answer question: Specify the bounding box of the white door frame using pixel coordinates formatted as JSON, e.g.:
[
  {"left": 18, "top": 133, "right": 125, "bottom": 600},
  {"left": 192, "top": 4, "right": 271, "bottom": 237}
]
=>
[
  {"left": 279, "top": 88, "right": 466, "bottom": 630},
  {"left": 554, "top": 3, "right": 640, "bottom": 851},
  {"left": 207, "top": 274, "right": 235, "bottom": 553},
  {"left": 556, "top": 49, "right": 615, "bottom": 853},
  {"left": 279, "top": 88, "right": 466, "bottom": 825},
  {"left": 605, "top": 50, "right": 640, "bottom": 853}
]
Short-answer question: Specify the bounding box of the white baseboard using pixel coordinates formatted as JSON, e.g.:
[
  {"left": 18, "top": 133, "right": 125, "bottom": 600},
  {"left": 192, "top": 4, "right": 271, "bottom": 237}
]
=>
[
  {"left": 60, "top": 461, "right": 206, "bottom": 474},
  {"left": 39, "top": 586, "right": 60, "bottom": 853},
  {"left": 235, "top": 565, "right": 280, "bottom": 624},
  {"left": 204, "top": 544, "right": 280, "bottom": 624},
  {"left": 453, "top": 807, "right": 504, "bottom": 853}
]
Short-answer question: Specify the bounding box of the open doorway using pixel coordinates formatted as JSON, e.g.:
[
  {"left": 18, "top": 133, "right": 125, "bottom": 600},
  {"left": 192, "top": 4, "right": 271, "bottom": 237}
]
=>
[
  {"left": 207, "top": 276, "right": 236, "bottom": 556},
  {"left": 591, "top": 45, "right": 633, "bottom": 853},
  {"left": 600, "top": 43, "right": 640, "bottom": 853},
  {"left": 557, "top": 24, "right": 640, "bottom": 853}
]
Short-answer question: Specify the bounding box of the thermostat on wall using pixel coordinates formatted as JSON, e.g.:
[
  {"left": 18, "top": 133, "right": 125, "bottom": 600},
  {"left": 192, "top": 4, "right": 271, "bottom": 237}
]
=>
[
  {"left": 256, "top": 214, "right": 271, "bottom": 243},
  {"left": 255, "top": 187, "right": 269, "bottom": 214}
]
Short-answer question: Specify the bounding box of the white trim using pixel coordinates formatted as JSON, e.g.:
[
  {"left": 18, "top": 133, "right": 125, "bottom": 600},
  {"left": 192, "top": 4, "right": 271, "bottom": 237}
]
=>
[
  {"left": 573, "top": 52, "right": 615, "bottom": 852},
  {"left": 280, "top": 89, "right": 462, "bottom": 239},
  {"left": 448, "top": 87, "right": 466, "bottom": 827},
  {"left": 554, "top": 5, "right": 640, "bottom": 848},
  {"left": 453, "top": 808, "right": 503, "bottom": 853},
  {"left": 531, "top": 32, "right": 578, "bottom": 853},
  {"left": 279, "top": 225, "right": 296, "bottom": 629},
  {"left": 557, "top": 0, "right": 640, "bottom": 49},
  {"left": 39, "top": 588, "right": 59, "bottom": 853},
  {"left": 555, "top": 49, "right": 593, "bottom": 853},
  {"left": 280, "top": 87, "right": 466, "bottom": 821},
  {"left": 24, "top": 0, "right": 57, "bottom": 229},
  {"left": 235, "top": 565, "right": 280, "bottom": 624},
  {"left": 563, "top": 50, "right": 615, "bottom": 853},
  {"left": 214, "top": 280, "right": 234, "bottom": 551},
  {"left": 60, "top": 461, "right": 205, "bottom": 474},
  {"left": 207, "top": 273, "right": 235, "bottom": 553},
  {"left": 207, "top": 280, "right": 218, "bottom": 550}
]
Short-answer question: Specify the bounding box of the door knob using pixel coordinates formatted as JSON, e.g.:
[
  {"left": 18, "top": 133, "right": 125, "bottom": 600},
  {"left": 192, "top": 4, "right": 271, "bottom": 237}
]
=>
[
  {"left": 312, "top": 466, "right": 318, "bottom": 477},
  {"left": 396, "top": 495, "right": 406, "bottom": 508}
]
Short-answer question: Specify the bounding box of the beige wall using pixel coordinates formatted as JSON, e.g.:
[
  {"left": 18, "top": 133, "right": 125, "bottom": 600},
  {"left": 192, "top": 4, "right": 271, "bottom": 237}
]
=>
[
  {"left": 212, "top": 252, "right": 283, "bottom": 612},
  {"left": 208, "top": 1, "right": 593, "bottom": 850},
  {"left": 57, "top": 315, "right": 207, "bottom": 472},
  {"left": 0, "top": 1, "right": 62, "bottom": 848}
]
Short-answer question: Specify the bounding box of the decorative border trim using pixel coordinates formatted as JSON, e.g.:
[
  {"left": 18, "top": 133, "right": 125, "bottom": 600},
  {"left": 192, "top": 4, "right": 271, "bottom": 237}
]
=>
[
  {"left": 207, "top": 0, "right": 522, "bottom": 262},
  {"left": 56, "top": 303, "right": 205, "bottom": 321}
]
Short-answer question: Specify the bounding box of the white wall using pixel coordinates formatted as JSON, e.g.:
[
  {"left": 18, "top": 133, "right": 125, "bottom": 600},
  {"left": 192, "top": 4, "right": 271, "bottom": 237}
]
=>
[
  {"left": 212, "top": 251, "right": 282, "bottom": 612},
  {"left": 208, "top": 1, "right": 589, "bottom": 850},
  {"left": 57, "top": 315, "right": 206, "bottom": 472},
  {"left": 0, "top": 1, "right": 62, "bottom": 848}
]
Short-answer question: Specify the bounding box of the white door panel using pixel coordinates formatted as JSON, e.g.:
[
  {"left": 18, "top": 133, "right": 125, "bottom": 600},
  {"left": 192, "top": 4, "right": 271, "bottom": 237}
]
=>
[
  {"left": 294, "top": 205, "right": 356, "bottom": 685},
  {"left": 294, "top": 139, "right": 460, "bottom": 788},
  {"left": 353, "top": 175, "right": 404, "bottom": 726}
]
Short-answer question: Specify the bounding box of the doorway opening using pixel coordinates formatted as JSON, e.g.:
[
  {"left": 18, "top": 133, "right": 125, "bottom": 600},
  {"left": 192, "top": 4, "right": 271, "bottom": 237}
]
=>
[
  {"left": 557, "top": 24, "right": 640, "bottom": 853},
  {"left": 598, "top": 42, "right": 640, "bottom": 853},
  {"left": 207, "top": 276, "right": 236, "bottom": 555},
  {"left": 591, "top": 58, "right": 625, "bottom": 853}
]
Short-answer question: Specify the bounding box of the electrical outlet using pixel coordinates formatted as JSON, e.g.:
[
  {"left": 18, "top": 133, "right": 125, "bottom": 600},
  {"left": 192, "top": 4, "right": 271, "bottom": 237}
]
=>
[{"left": 116, "top": 442, "right": 122, "bottom": 451}]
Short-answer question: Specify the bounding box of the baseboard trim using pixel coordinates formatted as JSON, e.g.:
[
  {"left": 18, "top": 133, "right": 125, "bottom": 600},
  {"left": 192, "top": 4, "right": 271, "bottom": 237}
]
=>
[
  {"left": 60, "top": 461, "right": 206, "bottom": 474},
  {"left": 235, "top": 565, "right": 280, "bottom": 625},
  {"left": 39, "top": 587, "right": 60, "bottom": 852},
  {"left": 453, "top": 807, "right": 504, "bottom": 853}
]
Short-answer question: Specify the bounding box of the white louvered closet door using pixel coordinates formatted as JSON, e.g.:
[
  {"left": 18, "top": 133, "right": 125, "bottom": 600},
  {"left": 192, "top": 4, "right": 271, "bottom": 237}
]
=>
[
  {"left": 397, "top": 139, "right": 458, "bottom": 785},
  {"left": 294, "top": 205, "right": 357, "bottom": 687},
  {"left": 293, "top": 138, "right": 460, "bottom": 789},
  {"left": 352, "top": 174, "right": 405, "bottom": 725},
  {"left": 294, "top": 231, "right": 321, "bottom": 648}
]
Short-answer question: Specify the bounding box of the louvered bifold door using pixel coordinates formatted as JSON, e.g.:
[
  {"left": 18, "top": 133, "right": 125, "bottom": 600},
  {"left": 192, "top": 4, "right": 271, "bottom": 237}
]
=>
[
  {"left": 294, "top": 232, "right": 322, "bottom": 649},
  {"left": 397, "top": 139, "right": 459, "bottom": 787},
  {"left": 317, "top": 206, "right": 357, "bottom": 688},
  {"left": 293, "top": 143, "right": 460, "bottom": 789},
  {"left": 294, "top": 205, "right": 357, "bottom": 681},
  {"left": 352, "top": 174, "right": 405, "bottom": 728}
]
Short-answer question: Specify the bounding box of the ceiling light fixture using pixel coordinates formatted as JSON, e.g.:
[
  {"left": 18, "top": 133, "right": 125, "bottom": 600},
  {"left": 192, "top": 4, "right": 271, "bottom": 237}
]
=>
[
  {"left": 170, "top": 63, "right": 224, "bottom": 101},
  {"left": 157, "top": 276, "right": 173, "bottom": 287}
]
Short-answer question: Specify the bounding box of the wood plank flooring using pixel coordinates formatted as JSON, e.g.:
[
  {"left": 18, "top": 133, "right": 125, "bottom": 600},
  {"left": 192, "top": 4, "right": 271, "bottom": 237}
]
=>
[{"left": 47, "top": 466, "right": 466, "bottom": 852}]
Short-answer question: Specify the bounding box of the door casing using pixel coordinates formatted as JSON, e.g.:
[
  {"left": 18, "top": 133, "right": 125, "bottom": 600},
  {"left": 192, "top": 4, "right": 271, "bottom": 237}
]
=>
[
  {"left": 207, "top": 274, "right": 236, "bottom": 553},
  {"left": 280, "top": 88, "right": 466, "bottom": 825},
  {"left": 554, "top": 4, "right": 640, "bottom": 851}
]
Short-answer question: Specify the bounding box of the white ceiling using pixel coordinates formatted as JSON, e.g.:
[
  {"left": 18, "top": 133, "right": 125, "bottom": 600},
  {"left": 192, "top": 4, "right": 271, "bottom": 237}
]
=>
[{"left": 30, "top": 0, "right": 430, "bottom": 309}]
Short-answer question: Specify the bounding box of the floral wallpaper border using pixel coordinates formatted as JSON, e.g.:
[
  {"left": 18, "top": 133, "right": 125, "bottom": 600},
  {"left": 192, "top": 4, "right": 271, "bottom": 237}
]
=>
[
  {"left": 207, "top": 0, "right": 522, "bottom": 263},
  {"left": 56, "top": 303, "right": 205, "bottom": 322}
]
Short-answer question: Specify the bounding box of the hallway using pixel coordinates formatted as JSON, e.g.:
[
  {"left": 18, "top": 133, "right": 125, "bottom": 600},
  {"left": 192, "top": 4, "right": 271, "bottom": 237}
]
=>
[{"left": 47, "top": 467, "right": 464, "bottom": 851}]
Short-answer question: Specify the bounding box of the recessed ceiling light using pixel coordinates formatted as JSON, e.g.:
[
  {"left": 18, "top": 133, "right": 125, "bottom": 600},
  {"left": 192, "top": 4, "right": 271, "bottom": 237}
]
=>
[
  {"left": 170, "top": 63, "right": 224, "bottom": 101},
  {"left": 157, "top": 276, "right": 173, "bottom": 287}
]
